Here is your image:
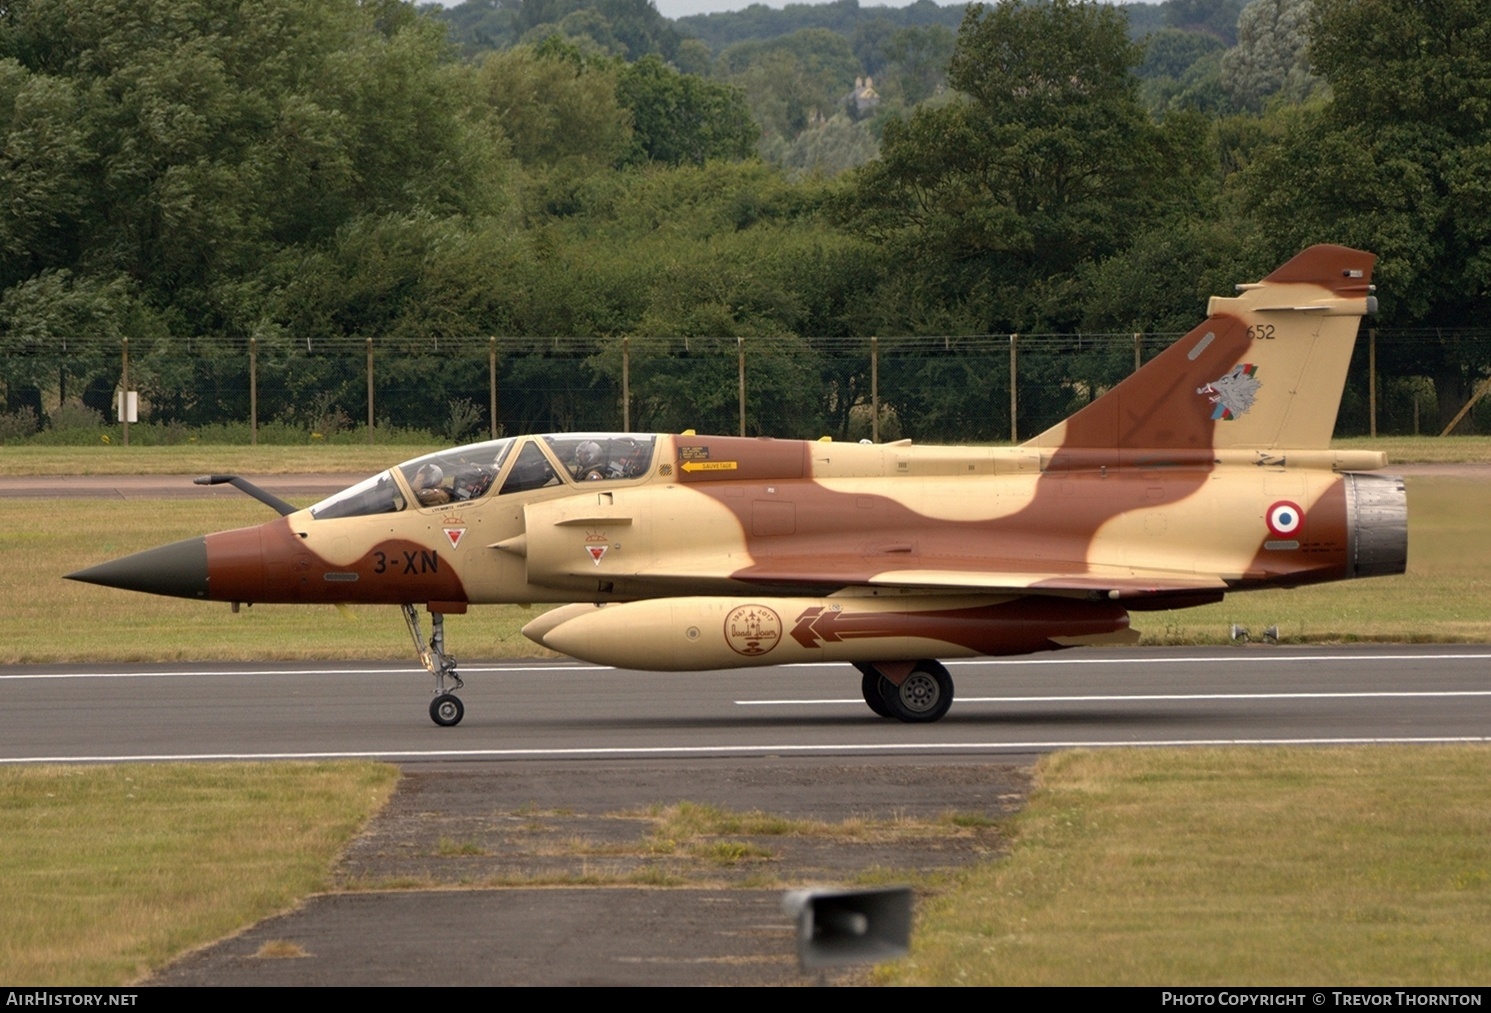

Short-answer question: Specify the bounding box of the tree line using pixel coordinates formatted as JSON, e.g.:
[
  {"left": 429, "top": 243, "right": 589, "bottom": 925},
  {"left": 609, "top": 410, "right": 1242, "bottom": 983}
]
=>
[{"left": 2, "top": 0, "right": 1488, "bottom": 439}]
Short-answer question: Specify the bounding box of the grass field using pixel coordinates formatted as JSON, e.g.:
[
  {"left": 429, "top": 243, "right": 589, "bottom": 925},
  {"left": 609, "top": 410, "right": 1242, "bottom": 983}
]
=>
[
  {"left": 0, "top": 443, "right": 440, "bottom": 477},
  {"left": 6, "top": 750, "right": 1489, "bottom": 985},
  {"left": 0, "top": 762, "right": 397, "bottom": 985},
  {"left": 1331, "top": 434, "right": 1491, "bottom": 463},
  {"left": 3, "top": 434, "right": 1491, "bottom": 476},
  {"left": 1, "top": 497, "right": 547, "bottom": 664},
  {"left": 884, "top": 746, "right": 1491, "bottom": 985}
]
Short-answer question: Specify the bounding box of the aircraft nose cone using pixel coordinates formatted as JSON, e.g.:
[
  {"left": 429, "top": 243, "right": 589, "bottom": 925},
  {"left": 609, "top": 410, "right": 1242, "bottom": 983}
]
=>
[{"left": 65, "top": 536, "right": 210, "bottom": 599}]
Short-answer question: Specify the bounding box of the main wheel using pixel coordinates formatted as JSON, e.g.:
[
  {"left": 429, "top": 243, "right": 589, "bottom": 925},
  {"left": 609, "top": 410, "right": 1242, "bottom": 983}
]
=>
[
  {"left": 878, "top": 660, "right": 954, "bottom": 723},
  {"left": 857, "top": 666, "right": 894, "bottom": 719},
  {"left": 430, "top": 693, "right": 464, "bottom": 727}
]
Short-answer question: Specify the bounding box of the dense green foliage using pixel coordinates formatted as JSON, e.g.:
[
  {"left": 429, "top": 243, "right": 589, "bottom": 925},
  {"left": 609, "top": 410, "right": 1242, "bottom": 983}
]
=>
[
  {"left": 3, "top": 0, "right": 1490, "bottom": 440},
  {"left": 432, "top": 0, "right": 683, "bottom": 59},
  {"left": 617, "top": 54, "right": 758, "bottom": 164},
  {"left": 672, "top": 0, "right": 965, "bottom": 54},
  {"left": 844, "top": 1, "right": 1191, "bottom": 334},
  {"left": 1228, "top": 0, "right": 1491, "bottom": 427}
]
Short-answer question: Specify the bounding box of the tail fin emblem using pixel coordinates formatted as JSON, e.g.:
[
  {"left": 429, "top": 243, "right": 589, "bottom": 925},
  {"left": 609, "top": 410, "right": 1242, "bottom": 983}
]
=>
[{"left": 1198, "top": 364, "right": 1261, "bottom": 421}]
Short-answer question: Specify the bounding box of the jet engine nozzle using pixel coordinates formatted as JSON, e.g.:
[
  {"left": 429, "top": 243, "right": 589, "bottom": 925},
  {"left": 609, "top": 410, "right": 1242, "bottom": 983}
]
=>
[{"left": 1345, "top": 473, "right": 1408, "bottom": 578}]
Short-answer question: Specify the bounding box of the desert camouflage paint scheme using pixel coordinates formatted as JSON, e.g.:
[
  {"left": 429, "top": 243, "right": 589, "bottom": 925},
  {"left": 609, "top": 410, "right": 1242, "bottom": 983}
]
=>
[{"left": 69, "top": 246, "right": 1407, "bottom": 726}]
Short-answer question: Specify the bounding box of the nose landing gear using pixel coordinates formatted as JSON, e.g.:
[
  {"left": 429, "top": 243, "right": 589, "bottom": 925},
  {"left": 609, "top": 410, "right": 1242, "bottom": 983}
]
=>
[{"left": 402, "top": 604, "right": 466, "bottom": 726}]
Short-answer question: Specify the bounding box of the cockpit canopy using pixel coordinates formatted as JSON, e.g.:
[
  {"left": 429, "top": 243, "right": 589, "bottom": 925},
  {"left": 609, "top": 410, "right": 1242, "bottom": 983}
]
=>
[{"left": 308, "top": 434, "right": 659, "bottom": 520}]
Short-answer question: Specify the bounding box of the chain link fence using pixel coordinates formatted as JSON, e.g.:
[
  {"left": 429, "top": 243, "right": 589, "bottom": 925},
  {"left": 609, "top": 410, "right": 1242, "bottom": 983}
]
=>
[{"left": 3, "top": 329, "right": 1489, "bottom": 445}]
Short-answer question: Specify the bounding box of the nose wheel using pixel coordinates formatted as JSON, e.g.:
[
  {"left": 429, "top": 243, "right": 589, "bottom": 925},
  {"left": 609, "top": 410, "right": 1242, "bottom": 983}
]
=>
[
  {"left": 430, "top": 693, "right": 464, "bottom": 727},
  {"left": 403, "top": 604, "right": 466, "bottom": 726}
]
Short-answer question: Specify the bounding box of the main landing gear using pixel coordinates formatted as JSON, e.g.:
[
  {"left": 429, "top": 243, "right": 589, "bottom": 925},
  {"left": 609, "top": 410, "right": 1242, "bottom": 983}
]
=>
[
  {"left": 402, "top": 604, "right": 465, "bottom": 727},
  {"left": 856, "top": 660, "right": 954, "bottom": 723}
]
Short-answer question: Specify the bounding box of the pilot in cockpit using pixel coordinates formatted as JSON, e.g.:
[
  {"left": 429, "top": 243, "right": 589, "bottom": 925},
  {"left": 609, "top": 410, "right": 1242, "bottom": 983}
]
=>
[
  {"left": 451, "top": 466, "right": 495, "bottom": 501},
  {"left": 413, "top": 463, "right": 450, "bottom": 506},
  {"left": 574, "top": 440, "right": 607, "bottom": 481}
]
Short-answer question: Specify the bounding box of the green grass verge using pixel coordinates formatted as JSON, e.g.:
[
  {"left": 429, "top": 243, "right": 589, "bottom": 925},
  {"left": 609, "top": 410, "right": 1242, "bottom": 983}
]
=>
[
  {"left": 1332, "top": 435, "right": 1491, "bottom": 463},
  {"left": 0, "top": 761, "right": 398, "bottom": 985},
  {"left": 2, "top": 497, "right": 550, "bottom": 663},
  {"left": 0, "top": 444, "right": 440, "bottom": 477},
  {"left": 884, "top": 746, "right": 1491, "bottom": 986},
  {"left": 2, "top": 435, "right": 1489, "bottom": 477}
]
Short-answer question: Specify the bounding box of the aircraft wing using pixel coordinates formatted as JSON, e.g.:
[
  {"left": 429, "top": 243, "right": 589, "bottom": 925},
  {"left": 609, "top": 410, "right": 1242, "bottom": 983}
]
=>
[
  {"left": 631, "top": 553, "right": 1226, "bottom": 596},
  {"left": 860, "top": 568, "right": 1227, "bottom": 594}
]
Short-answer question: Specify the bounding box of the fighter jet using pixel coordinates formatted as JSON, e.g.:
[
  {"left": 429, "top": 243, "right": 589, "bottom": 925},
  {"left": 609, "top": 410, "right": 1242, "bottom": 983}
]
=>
[{"left": 68, "top": 245, "right": 1406, "bottom": 726}]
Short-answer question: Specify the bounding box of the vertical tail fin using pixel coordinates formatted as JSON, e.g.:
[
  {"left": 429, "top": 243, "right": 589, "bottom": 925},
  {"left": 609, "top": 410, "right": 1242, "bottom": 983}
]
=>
[{"left": 1026, "top": 245, "right": 1377, "bottom": 452}]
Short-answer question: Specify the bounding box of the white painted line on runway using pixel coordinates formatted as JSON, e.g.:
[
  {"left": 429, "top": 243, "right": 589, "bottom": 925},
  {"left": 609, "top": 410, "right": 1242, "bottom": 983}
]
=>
[
  {"left": 738, "top": 690, "right": 1491, "bottom": 707},
  {"left": 0, "top": 664, "right": 613, "bottom": 681},
  {"left": 4, "top": 735, "right": 1491, "bottom": 764},
  {"left": 7, "top": 651, "right": 1491, "bottom": 681},
  {"left": 947, "top": 652, "right": 1491, "bottom": 667}
]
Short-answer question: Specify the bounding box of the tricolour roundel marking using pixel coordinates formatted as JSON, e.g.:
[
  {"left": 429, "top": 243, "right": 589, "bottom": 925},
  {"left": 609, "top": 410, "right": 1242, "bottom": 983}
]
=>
[{"left": 1267, "top": 500, "right": 1304, "bottom": 538}]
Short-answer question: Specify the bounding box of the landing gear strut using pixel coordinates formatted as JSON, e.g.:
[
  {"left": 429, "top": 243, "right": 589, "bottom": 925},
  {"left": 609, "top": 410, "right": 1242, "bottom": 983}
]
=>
[{"left": 402, "top": 604, "right": 465, "bottom": 727}]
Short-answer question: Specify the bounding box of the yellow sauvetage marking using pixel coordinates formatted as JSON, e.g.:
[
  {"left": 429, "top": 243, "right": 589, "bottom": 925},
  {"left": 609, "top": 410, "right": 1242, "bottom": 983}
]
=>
[{"left": 681, "top": 460, "right": 738, "bottom": 473}]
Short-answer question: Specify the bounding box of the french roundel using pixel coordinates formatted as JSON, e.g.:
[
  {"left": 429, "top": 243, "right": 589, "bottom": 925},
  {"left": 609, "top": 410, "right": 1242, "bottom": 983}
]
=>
[{"left": 1266, "top": 500, "right": 1303, "bottom": 538}]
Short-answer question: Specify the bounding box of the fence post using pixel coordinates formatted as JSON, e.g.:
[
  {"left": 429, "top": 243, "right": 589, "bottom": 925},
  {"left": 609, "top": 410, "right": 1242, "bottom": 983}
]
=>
[
  {"left": 1008, "top": 333, "right": 1019, "bottom": 443},
  {"left": 622, "top": 336, "right": 631, "bottom": 433},
  {"left": 1134, "top": 332, "right": 1142, "bottom": 374},
  {"left": 489, "top": 337, "right": 499, "bottom": 439},
  {"left": 1439, "top": 376, "right": 1491, "bottom": 437},
  {"left": 871, "top": 335, "right": 879, "bottom": 444},
  {"left": 738, "top": 336, "right": 746, "bottom": 437},
  {"left": 120, "top": 337, "right": 130, "bottom": 447},
  {"left": 249, "top": 337, "right": 258, "bottom": 446},
  {"left": 1368, "top": 327, "right": 1377, "bottom": 438},
  {"left": 365, "top": 337, "right": 374, "bottom": 444}
]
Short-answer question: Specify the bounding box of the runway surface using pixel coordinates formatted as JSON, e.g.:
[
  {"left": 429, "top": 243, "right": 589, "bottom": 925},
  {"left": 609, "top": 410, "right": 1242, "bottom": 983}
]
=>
[
  {"left": 4, "top": 645, "right": 1489, "bottom": 764},
  {"left": 9, "top": 644, "right": 1489, "bottom": 984}
]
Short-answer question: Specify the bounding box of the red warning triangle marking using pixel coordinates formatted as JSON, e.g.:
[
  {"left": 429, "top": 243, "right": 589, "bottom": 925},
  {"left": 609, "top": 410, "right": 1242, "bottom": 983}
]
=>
[
  {"left": 587, "top": 545, "right": 607, "bottom": 565},
  {"left": 444, "top": 528, "right": 466, "bottom": 549}
]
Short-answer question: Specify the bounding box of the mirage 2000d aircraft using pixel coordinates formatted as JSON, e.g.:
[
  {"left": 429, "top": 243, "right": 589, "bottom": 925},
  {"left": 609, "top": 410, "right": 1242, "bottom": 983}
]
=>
[{"left": 68, "top": 245, "right": 1406, "bottom": 727}]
